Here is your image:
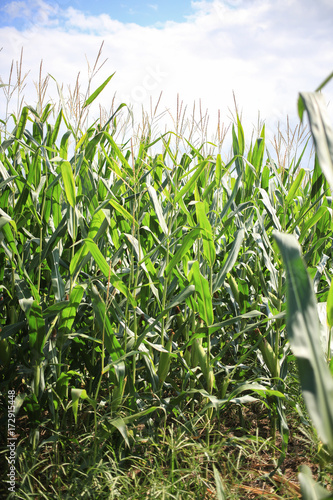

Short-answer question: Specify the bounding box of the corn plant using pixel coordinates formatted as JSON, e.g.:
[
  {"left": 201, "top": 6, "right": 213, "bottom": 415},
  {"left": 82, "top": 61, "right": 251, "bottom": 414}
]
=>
[
  {"left": 0, "top": 54, "right": 333, "bottom": 498},
  {"left": 274, "top": 75, "right": 333, "bottom": 500}
]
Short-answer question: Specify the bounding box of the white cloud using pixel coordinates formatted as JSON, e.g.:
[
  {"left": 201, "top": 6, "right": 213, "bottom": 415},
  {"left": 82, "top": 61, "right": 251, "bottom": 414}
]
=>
[
  {"left": 2, "top": 0, "right": 59, "bottom": 25},
  {"left": 0, "top": 0, "right": 332, "bottom": 160},
  {"left": 2, "top": 1, "right": 34, "bottom": 19},
  {"left": 63, "top": 7, "right": 126, "bottom": 34}
]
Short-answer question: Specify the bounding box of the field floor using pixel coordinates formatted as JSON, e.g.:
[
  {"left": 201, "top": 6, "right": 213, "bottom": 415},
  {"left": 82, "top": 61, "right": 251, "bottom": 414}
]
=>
[{"left": 1, "top": 380, "right": 332, "bottom": 499}]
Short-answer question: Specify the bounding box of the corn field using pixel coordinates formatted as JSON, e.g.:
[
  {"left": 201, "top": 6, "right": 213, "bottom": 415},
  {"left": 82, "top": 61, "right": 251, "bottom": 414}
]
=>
[{"left": 0, "top": 65, "right": 332, "bottom": 499}]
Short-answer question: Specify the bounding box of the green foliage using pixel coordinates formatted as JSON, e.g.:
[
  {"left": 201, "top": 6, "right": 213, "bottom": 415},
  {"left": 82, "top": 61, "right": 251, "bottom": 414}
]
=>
[{"left": 0, "top": 66, "right": 332, "bottom": 499}]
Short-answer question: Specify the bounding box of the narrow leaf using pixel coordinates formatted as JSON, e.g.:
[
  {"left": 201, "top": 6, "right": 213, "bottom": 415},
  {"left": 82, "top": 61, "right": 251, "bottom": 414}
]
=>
[
  {"left": 109, "top": 198, "right": 139, "bottom": 228},
  {"left": 83, "top": 73, "right": 115, "bottom": 108},
  {"left": 174, "top": 161, "right": 207, "bottom": 203},
  {"left": 196, "top": 201, "right": 215, "bottom": 267},
  {"left": 61, "top": 161, "right": 76, "bottom": 208},
  {"left": 28, "top": 302, "right": 46, "bottom": 357},
  {"left": 286, "top": 168, "right": 306, "bottom": 204},
  {"left": 165, "top": 228, "right": 201, "bottom": 277},
  {"left": 327, "top": 279, "right": 333, "bottom": 329},
  {"left": 190, "top": 261, "right": 214, "bottom": 326},
  {"left": 213, "top": 465, "right": 227, "bottom": 500},
  {"left": 90, "top": 284, "right": 124, "bottom": 363},
  {"left": 85, "top": 239, "right": 136, "bottom": 306},
  {"left": 147, "top": 185, "right": 168, "bottom": 235},
  {"left": 213, "top": 229, "right": 245, "bottom": 293}
]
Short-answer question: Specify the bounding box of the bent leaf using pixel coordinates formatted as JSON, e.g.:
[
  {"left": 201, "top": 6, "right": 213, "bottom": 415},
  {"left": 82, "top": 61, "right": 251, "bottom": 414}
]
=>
[{"left": 274, "top": 231, "right": 333, "bottom": 452}]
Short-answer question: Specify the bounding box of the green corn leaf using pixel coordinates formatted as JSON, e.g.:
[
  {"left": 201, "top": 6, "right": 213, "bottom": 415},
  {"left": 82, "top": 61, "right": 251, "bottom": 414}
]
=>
[
  {"left": 60, "top": 131, "right": 71, "bottom": 160},
  {"left": 60, "top": 161, "right": 76, "bottom": 208},
  {"left": 315, "top": 71, "right": 333, "bottom": 93},
  {"left": 299, "top": 465, "right": 333, "bottom": 500},
  {"left": 236, "top": 114, "right": 245, "bottom": 155},
  {"left": 167, "top": 285, "right": 195, "bottom": 310},
  {"left": 85, "top": 238, "right": 136, "bottom": 306},
  {"left": 12, "top": 107, "right": 29, "bottom": 156},
  {"left": 232, "top": 115, "right": 245, "bottom": 176},
  {"left": 15, "top": 274, "right": 34, "bottom": 313},
  {"left": 299, "top": 205, "right": 327, "bottom": 243},
  {"left": 259, "top": 188, "right": 281, "bottom": 230},
  {"left": 286, "top": 168, "right": 306, "bottom": 204},
  {"left": 189, "top": 261, "right": 214, "bottom": 326},
  {"left": 0, "top": 210, "right": 12, "bottom": 230},
  {"left": 104, "top": 132, "right": 133, "bottom": 176},
  {"left": 107, "top": 406, "right": 159, "bottom": 447},
  {"left": 122, "top": 406, "right": 159, "bottom": 425},
  {"left": 124, "top": 233, "right": 155, "bottom": 277},
  {"left": 251, "top": 128, "right": 265, "bottom": 173},
  {"left": 56, "top": 371, "right": 81, "bottom": 402},
  {"left": 90, "top": 284, "right": 124, "bottom": 364},
  {"left": 16, "top": 106, "right": 29, "bottom": 139},
  {"left": 213, "top": 229, "right": 245, "bottom": 293},
  {"left": 69, "top": 243, "right": 89, "bottom": 279},
  {"left": 110, "top": 376, "right": 127, "bottom": 412},
  {"left": 51, "top": 109, "right": 62, "bottom": 144},
  {"left": 28, "top": 302, "right": 46, "bottom": 358},
  {"left": 84, "top": 132, "right": 103, "bottom": 161},
  {"left": 58, "top": 285, "right": 84, "bottom": 336},
  {"left": 101, "top": 102, "right": 127, "bottom": 132},
  {"left": 101, "top": 142, "right": 127, "bottom": 186},
  {"left": 274, "top": 231, "right": 333, "bottom": 452},
  {"left": 178, "top": 196, "right": 195, "bottom": 226},
  {"left": 124, "top": 233, "right": 160, "bottom": 303},
  {"left": 84, "top": 238, "right": 109, "bottom": 276},
  {"left": 83, "top": 73, "right": 115, "bottom": 108},
  {"left": 43, "top": 301, "right": 74, "bottom": 315},
  {"left": 298, "top": 92, "right": 333, "bottom": 192},
  {"left": 157, "top": 332, "right": 174, "bottom": 386},
  {"left": 327, "top": 279, "right": 333, "bottom": 329},
  {"left": 109, "top": 198, "right": 139, "bottom": 228},
  {"left": 147, "top": 185, "right": 168, "bottom": 235},
  {"left": 195, "top": 201, "right": 215, "bottom": 267},
  {"left": 0, "top": 338, "right": 11, "bottom": 366},
  {"left": 165, "top": 228, "right": 201, "bottom": 277},
  {"left": 41, "top": 102, "right": 53, "bottom": 122},
  {"left": 220, "top": 173, "right": 241, "bottom": 220},
  {"left": 71, "top": 388, "right": 88, "bottom": 425},
  {"left": 1, "top": 219, "right": 17, "bottom": 256},
  {"left": 51, "top": 247, "right": 65, "bottom": 302},
  {"left": 215, "top": 154, "right": 222, "bottom": 187},
  {"left": 174, "top": 161, "right": 208, "bottom": 203},
  {"left": 88, "top": 209, "right": 107, "bottom": 240},
  {"left": 106, "top": 417, "right": 129, "bottom": 448}
]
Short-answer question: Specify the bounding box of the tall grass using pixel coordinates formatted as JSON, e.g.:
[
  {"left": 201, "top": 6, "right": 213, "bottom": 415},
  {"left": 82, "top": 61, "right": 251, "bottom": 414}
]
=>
[{"left": 0, "top": 53, "right": 332, "bottom": 498}]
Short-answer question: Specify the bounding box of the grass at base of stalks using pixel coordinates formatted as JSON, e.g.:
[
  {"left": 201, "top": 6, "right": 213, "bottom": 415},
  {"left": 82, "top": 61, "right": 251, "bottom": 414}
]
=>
[{"left": 1, "top": 380, "right": 332, "bottom": 500}]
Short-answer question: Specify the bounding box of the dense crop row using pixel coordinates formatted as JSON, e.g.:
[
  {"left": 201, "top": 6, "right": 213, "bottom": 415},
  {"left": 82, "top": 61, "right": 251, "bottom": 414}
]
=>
[{"left": 0, "top": 68, "right": 332, "bottom": 498}]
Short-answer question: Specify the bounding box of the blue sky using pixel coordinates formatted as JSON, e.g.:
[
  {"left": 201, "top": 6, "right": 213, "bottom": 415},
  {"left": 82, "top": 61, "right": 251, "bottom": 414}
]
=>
[
  {"left": 0, "top": 0, "right": 332, "bottom": 162},
  {"left": 0, "top": 1, "right": 195, "bottom": 29}
]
